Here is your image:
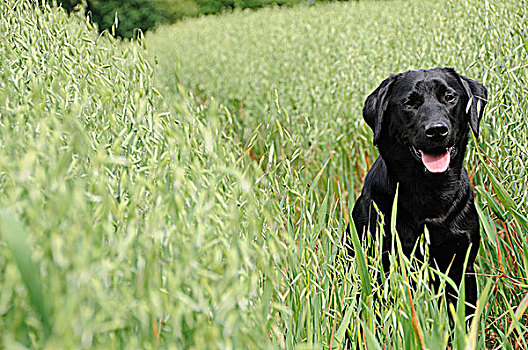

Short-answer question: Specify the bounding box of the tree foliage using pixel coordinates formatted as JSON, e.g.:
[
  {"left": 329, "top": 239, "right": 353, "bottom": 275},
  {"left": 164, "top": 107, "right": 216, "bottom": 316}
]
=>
[{"left": 54, "top": 0, "right": 301, "bottom": 38}]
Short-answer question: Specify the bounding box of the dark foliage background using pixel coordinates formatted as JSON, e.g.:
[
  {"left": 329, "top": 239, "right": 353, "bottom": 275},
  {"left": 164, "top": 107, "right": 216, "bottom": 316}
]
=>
[{"left": 54, "top": 0, "right": 302, "bottom": 38}]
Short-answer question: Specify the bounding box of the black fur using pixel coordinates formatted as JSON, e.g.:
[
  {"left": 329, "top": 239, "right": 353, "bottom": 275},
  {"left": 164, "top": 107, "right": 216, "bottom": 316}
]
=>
[{"left": 351, "top": 67, "right": 487, "bottom": 317}]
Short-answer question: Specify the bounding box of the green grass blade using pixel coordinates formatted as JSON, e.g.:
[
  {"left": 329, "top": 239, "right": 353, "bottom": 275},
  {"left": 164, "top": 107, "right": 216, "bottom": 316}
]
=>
[
  {"left": 348, "top": 220, "right": 372, "bottom": 301},
  {"left": 334, "top": 300, "right": 355, "bottom": 347},
  {"left": 468, "top": 280, "right": 492, "bottom": 350},
  {"left": 0, "top": 210, "right": 51, "bottom": 337}
]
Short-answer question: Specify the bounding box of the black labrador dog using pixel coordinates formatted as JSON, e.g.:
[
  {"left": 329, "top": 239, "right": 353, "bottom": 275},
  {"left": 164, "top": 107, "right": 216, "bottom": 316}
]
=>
[{"left": 351, "top": 67, "right": 487, "bottom": 316}]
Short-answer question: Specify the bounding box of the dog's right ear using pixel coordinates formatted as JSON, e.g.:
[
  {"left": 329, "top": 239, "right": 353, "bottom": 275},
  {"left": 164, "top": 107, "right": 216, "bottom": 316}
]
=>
[
  {"left": 458, "top": 76, "right": 488, "bottom": 138},
  {"left": 363, "top": 74, "right": 397, "bottom": 145}
]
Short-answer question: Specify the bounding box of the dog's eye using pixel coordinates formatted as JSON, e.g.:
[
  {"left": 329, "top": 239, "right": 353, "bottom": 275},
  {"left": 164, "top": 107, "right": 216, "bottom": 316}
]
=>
[{"left": 444, "top": 93, "right": 457, "bottom": 103}]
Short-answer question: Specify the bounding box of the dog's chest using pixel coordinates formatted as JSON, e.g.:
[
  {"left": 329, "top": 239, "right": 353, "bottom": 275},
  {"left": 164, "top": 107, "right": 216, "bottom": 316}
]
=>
[
  {"left": 395, "top": 184, "right": 472, "bottom": 246},
  {"left": 399, "top": 185, "right": 456, "bottom": 217}
]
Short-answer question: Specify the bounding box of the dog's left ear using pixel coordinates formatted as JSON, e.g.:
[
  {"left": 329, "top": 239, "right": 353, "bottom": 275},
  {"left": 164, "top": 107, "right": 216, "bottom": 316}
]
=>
[
  {"left": 459, "top": 75, "right": 488, "bottom": 137},
  {"left": 363, "top": 74, "right": 397, "bottom": 145},
  {"left": 444, "top": 68, "right": 488, "bottom": 137}
]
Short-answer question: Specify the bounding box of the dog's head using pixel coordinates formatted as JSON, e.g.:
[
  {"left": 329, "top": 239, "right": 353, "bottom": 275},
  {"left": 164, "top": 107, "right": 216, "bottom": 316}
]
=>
[{"left": 363, "top": 67, "right": 487, "bottom": 174}]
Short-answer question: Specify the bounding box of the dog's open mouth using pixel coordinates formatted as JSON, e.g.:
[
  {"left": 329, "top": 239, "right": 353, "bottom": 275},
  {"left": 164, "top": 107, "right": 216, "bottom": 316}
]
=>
[{"left": 411, "top": 146, "right": 454, "bottom": 173}]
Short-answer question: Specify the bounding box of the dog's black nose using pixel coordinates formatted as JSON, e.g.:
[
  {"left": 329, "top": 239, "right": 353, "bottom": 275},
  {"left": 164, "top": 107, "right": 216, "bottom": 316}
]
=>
[{"left": 425, "top": 121, "right": 449, "bottom": 139}]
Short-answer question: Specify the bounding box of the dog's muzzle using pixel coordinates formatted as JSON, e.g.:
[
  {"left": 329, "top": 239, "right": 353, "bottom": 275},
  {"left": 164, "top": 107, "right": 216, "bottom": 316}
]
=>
[{"left": 411, "top": 145, "right": 455, "bottom": 173}]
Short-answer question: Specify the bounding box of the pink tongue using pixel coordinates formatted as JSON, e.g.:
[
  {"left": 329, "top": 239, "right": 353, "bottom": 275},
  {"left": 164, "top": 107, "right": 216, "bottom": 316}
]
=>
[{"left": 421, "top": 151, "right": 450, "bottom": 173}]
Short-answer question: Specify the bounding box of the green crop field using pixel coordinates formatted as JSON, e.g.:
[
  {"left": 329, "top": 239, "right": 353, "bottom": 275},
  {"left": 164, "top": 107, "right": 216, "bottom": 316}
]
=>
[{"left": 1, "top": 0, "right": 527, "bottom": 348}]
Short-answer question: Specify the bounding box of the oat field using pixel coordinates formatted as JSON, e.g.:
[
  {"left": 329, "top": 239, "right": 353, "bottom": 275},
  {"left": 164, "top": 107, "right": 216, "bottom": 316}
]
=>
[{"left": 1, "top": 0, "right": 527, "bottom": 348}]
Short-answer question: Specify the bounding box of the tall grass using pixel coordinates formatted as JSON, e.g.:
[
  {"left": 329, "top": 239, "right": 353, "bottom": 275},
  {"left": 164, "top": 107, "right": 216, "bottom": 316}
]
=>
[
  {"left": 0, "top": 1, "right": 284, "bottom": 348},
  {"left": 2, "top": 0, "right": 527, "bottom": 348},
  {"left": 148, "top": 0, "right": 528, "bottom": 347}
]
